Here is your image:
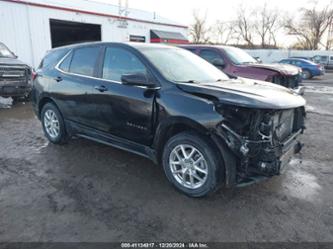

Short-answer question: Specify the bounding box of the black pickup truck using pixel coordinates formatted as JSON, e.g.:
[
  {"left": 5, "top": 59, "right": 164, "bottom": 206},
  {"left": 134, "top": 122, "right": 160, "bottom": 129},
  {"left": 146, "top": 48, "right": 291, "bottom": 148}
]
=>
[{"left": 0, "top": 42, "right": 32, "bottom": 100}]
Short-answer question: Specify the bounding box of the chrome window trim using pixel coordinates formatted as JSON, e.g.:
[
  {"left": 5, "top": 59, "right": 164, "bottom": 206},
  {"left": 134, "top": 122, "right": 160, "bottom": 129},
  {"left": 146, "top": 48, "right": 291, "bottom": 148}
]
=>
[{"left": 55, "top": 49, "right": 160, "bottom": 90}]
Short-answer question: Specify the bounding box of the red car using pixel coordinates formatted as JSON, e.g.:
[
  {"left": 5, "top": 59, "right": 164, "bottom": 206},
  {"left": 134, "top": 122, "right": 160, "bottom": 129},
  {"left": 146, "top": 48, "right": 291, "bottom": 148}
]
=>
[{"left": 180, "top": 45, "right": 304, "bottom": 94}]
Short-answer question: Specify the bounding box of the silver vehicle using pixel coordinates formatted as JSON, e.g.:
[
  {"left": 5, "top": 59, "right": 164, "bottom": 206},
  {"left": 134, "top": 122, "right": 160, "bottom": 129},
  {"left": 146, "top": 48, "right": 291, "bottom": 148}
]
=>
[{"left": 312, "top": 55, "right": 333, "bottom": 69}]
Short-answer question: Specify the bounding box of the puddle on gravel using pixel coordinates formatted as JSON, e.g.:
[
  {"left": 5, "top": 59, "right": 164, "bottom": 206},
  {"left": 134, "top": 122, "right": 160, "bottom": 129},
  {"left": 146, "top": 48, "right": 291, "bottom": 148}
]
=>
[
  {"left": 0, "top": 102, "right": 34, "bottom": 120},
  {"left": 33, "top": 139, "right": 49, "bottom": 153},
  {"left": 305, "top": 86, "right": 333, "bottom": 94},
  {"left": 284, "top": 160, "right": 322, "bottom": 202},
  {"left": 305, "top": 105, "right": 333, "bottom": 116}
]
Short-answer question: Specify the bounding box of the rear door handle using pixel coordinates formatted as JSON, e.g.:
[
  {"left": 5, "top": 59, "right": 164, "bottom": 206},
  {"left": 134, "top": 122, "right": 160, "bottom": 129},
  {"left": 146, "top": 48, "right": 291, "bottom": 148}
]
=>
[
  {"left": 94, "top": 85, "right": 108, "bottom": 92},
  {"left": 54, "top": 76, "right": 63, "bottom": 82}
]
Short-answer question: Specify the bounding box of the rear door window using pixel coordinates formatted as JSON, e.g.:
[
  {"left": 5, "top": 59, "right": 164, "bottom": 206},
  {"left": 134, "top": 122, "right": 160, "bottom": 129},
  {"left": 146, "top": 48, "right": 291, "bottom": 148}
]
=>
[
  {"left": 199, "top": 49, "right": 224, "bottom": 64},
  {"left": 69, "top": 46, "right": 100, "bottom": 77},
  {"left": 102, "top": 47, "right": 147, "bottom": 82}
]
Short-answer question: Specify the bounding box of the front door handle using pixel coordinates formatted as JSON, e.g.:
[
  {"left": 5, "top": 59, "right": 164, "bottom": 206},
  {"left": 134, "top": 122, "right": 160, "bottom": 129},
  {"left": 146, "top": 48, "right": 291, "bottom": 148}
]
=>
[
  {"left": 54, "top": 76, "right": 63, "bottom": 82},
  {"left": 94, "top": 85, "right": 108, "bottom": 92}
]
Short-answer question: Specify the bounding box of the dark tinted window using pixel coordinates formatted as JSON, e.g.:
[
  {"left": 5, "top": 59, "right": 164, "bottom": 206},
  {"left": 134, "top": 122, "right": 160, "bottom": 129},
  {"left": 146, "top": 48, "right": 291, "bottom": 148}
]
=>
[
  {"left": 102, "top": 47, "right": 147, "bottom": 82},
  {"left": 330, "top": 56, "right": 333, "bottom": 61},
  {"left": 199, "top": 49, "right": 224, "bottom": 64},
  {"left": 59, "top": 52, "right": 72, "bottom": 72},
  {"left": 39, "top": 49, "right": 68, "bottom": 69},
  {"left": 69, "top": 47, "right": 100, "bottom": 76},
  {"left": 184, "top": 48, "right": 197, "bottom": 53}
]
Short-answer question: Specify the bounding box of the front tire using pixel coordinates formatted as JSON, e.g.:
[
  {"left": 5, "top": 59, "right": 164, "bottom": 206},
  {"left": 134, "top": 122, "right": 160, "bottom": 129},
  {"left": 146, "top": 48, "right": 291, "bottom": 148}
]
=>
[
  {"left": 41, "top": 102, "right": 67, "bottom": 144},
  {"left": 162, "top": 131, "right": 224, "bottom": 197}
]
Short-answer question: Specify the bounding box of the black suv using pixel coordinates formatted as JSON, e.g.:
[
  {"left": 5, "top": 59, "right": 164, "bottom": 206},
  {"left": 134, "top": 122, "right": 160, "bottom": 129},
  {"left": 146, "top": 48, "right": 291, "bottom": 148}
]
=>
[{"left": 32, "top": 42, "right": 306, "bottom": 197}]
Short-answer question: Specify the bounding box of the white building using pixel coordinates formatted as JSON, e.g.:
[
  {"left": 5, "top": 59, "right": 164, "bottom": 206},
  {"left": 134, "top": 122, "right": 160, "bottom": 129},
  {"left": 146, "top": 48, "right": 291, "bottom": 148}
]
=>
[{"left": 0, "top": 0, "right": 189, "bottom": 67}]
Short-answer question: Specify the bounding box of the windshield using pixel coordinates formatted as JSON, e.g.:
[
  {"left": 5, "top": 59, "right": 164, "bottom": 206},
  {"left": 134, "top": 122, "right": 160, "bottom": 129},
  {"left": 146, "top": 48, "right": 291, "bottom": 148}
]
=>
[
  {"left": 138, "top": 46, "right": 229, "bottom": 83},
  {"left": 0, "top": 43, "right": 15, "bottom": 58},
  {"left": 223, "top": 47, "right": 257, "bottom": 65}
]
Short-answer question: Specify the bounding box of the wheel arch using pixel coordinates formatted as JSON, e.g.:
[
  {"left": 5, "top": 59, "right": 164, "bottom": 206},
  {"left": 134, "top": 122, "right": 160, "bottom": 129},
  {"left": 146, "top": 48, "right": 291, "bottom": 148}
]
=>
[
  {"left": 153, "top": 117, "right": 237, "bottom": 187},
  {"left": 38, "top": 96, "right": 60, "bottom": 119}
]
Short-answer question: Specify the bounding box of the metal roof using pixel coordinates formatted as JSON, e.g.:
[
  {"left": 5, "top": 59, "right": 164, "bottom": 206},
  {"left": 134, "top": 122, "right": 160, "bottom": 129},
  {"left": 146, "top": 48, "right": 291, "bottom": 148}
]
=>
[{"left": 1, "top": 0, "right": 188, "bottom": 28}]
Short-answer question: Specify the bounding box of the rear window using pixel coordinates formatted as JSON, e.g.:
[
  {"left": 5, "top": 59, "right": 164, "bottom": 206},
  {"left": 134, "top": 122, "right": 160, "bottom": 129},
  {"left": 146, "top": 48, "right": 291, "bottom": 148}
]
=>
[{"left": 69, "top": 47, "right": 100, "bottom": 76}]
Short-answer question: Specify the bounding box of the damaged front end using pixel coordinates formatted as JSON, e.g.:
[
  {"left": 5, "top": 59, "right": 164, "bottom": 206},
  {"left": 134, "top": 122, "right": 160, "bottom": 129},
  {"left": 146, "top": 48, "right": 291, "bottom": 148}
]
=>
[
  {"left": 216, "top": 104, "right": 305, "bottom": 185},
  {"left": 0, "top": 65, "right": 32, "bottom": 98}
]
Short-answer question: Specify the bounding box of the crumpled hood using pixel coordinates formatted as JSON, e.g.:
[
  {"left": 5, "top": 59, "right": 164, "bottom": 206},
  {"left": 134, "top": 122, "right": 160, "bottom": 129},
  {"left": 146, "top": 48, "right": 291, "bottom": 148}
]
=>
[
  {"left": 177, "top": 77, "right": 306, "bottom": 109},
  {"left": 247, "top": 63, "right": 300, "bottom": 75},
  {"left": 0, "top": 57, "right": 28, "bottom": 67}
]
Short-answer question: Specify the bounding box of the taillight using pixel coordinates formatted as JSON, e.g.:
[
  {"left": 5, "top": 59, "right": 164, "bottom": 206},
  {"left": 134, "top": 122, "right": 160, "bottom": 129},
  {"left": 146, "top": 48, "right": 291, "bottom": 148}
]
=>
[{"left": 32, "top": 71, "right": 38, "bottom": 80}]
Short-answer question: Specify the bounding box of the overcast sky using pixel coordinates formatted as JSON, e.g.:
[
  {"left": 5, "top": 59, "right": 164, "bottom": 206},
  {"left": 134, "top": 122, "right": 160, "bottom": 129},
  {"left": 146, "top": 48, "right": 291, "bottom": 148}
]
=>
[
  {"left": 91, "top": 0, "right": 332, "bottom": 46},
  {"left": 94, "top": 0, "right": 332, "bottom": 26}
]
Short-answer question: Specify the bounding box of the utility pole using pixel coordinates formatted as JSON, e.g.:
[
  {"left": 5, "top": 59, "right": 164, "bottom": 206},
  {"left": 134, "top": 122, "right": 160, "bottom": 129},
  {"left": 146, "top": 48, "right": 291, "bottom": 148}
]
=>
[{"left": 118, "top": 0, "right": 129, "bottom": 28}]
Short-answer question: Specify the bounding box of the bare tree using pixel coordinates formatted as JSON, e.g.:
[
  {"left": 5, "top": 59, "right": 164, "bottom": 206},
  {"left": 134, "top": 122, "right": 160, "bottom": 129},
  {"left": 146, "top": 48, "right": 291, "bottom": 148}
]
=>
[
  {"left": 253, "top": 3, "right": 281, "bottom": 48},
  {"left": 190, "top": 11, "right": 210, "bottom": 43},
  {"left": 212, "top": 21, "right": 235, "bottom": 45},
  {"left": 325, "top": 17, "right": 333, "bottom": 49},
  {"left": 233, "top": 5, "right": 256, "bottom": 47},
  {"left": 284, "top": 1, "right": 333, "bottom": 49}
]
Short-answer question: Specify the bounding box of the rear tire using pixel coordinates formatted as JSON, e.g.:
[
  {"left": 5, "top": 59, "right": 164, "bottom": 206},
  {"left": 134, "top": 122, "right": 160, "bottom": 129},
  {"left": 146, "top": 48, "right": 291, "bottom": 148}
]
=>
[
  {"left": 41, "top": 102, "right": 68, "bottom": 144},
  {"left": 302, "top": 70, "right": 312, "bottom": 80},
  {"left": 162, "top": 131, "right": 224, "bottom": 197}
]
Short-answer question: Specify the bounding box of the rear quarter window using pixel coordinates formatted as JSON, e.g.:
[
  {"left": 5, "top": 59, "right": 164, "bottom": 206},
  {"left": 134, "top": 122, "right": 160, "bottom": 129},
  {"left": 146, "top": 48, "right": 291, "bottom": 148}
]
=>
[
  {"left": 58, "top": 52, "right": 72, "bottom": 72},
  {"left": 38, "top": 49, "right": 69, "bottom": 69}
]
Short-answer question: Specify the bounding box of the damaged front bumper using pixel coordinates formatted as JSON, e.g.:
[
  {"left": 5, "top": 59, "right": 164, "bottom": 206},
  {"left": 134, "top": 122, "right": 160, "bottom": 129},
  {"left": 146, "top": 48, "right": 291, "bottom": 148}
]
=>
[
  {"left": 216, "top": 118, "right": 304, "bottom": 186},
  {"left": 0, "top": 66, "right": 31, "bottom": 98},
  {"left": 0, "top": 80, "right": 32, "bottom": 97}
]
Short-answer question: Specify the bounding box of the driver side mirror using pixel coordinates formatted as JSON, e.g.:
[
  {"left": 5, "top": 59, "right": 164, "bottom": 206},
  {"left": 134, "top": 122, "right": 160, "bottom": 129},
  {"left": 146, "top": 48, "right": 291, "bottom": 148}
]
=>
[
  {"left": 121, "top": 73, "right": 155, "bottom": 87},
  {"left": 212, "top": 58, "right": 225, "bottom": 68}
]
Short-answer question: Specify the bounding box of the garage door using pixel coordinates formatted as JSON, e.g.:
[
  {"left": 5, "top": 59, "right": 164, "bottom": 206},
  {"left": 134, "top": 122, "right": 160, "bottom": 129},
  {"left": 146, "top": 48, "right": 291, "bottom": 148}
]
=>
[{"left": 50, "top": 19, "right": 101, "bottom": 48}]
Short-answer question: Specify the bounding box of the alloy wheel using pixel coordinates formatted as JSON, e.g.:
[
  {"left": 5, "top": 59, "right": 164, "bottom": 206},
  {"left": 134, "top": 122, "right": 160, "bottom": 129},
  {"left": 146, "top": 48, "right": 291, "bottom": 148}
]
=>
[
  {"left": 169, "top": 144, "right": 208, "bottom": 189},
  {"left": 43, "top": 109, "right": 60, "bottom": 139}
]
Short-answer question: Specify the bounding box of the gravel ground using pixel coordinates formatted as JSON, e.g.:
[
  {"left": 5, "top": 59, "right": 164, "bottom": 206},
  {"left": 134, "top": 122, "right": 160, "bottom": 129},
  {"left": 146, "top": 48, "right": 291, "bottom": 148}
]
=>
[{"left": 0, "top": 75, "right": 332, "bottom": 242}]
